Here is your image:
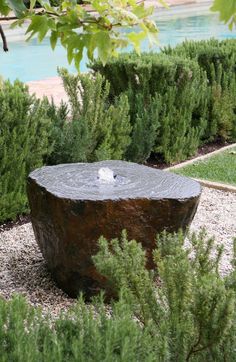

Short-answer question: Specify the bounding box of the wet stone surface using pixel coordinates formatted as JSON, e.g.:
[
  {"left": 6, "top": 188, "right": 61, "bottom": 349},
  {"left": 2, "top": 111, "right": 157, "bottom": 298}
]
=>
[
  {"left": 27, "top": 161, "right": 201, "bottom": 298},
  {"left": 29, "top": 161, "right": 201, "bottom": 200}
]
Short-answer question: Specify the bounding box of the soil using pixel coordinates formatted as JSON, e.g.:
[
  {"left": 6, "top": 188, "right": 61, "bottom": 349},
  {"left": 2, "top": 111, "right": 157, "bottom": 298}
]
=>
[
  {"left": 146, "top": 140, "right": 233, "bottom": 169},
  {"left": 0, "top": 214, "right": 31, "bottom": 234}
]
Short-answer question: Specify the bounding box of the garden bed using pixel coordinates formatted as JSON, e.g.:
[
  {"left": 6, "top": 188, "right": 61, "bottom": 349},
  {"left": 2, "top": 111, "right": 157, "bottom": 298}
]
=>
[{"left": 147, "top": 141, "right": 234, "bottom": 169}]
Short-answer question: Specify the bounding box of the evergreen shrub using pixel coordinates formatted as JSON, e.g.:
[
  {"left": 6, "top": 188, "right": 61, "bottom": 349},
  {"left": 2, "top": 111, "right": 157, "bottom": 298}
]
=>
[
  {"left": 94, "top": 230, "right": 236, "bottom": 361},
  {"left": 47, "top": 69, "right": 131, "bottom": 164},
  {"left": 91, "top": 53, "right": 208, "bottom": 163},
  {"left": 163, "top": 39, "right": 236, "bottom": 142},
  {"left": 0, "top": 294, "right": 154, "bottom": 362},
  {"left": 125, "top": 90, "right": 161, "bottom": 163},
  {"left": 0, "top": 80, "right": 51, "bottom": 223},
  {"left": 1, "top": 231, "right": 236, "bottom": 361}
]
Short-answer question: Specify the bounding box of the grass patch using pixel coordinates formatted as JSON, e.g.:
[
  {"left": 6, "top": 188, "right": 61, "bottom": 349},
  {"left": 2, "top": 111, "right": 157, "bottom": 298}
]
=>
[{"left": 173, "top": 147, "right": 236, "bottom": 186}]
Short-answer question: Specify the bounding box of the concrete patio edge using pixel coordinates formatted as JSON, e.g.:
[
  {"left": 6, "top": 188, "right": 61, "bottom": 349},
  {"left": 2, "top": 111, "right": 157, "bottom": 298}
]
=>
[{"left": 191, "top": 178, "right": 236, "bottom": 193}]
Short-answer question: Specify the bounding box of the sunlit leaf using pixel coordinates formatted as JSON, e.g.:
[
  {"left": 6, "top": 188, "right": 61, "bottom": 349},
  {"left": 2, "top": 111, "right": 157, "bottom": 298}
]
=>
[
  {"left": 95, "top": 31, "right": 111, "bottom": 65},
  {"left": 2, "top": 0, "right": 160, "bottom": 70},
  {"left": 211, "top": 0, "right": 236, "bottom": 28},
  {"left": 26, "top": 15, "right": 49, "bottom": 42},
  {"left": 127, "top": 31, "right": 146, "bottom": 54}
]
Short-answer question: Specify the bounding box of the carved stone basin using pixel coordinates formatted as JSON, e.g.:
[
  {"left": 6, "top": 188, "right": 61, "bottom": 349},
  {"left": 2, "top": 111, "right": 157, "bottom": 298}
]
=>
[{"left": 27, "top": 160, "right": 201, "bottom": 297}]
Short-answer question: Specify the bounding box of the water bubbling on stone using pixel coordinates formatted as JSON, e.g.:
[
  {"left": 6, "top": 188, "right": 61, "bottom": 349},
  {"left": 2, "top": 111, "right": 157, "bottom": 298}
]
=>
[
  {"left": 28, "top": 160, "right": 201, "bottom": 201},
  {"left": 98, "top": 167, "right": 115, "bottom": 183}
]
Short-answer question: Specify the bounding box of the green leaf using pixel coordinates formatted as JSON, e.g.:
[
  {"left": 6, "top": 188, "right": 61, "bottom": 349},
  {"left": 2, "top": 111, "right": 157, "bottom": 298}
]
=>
[
  {"left": 47, "top": 18, "right": 57, "bottom": 31},
  {"left": 74, "top": 49, "right": 83, "bottom": 70},
  {"left": 38, "top": 0, "right": 50, "bottom": 6},
  {"left": 127, "top": 31, "right": 147, "bottom": 54},
  {"left": 26, "top": 15, "right": 49, "bottom": 42},
  {"left": 0, "top": 0, "right": 10, "bottom": 16},
  {"left": 29, "top": 0, "right": 36, "bottom": 10},
  {"left": 10, "top": 19, "right": 25, "bottom": 29},
  {"left": 64, "top": 33, "right": 82, "bottom": 64},
  {"left": 6, "top": 0, "right": 27, "bottom": 17},
  {"left": 132, "top": 4, "right": 154, "bottom": 19},
  {"left": 95, "top": 31, "right": 111, "bottom": 65},
  {"left": 50, "top": 31, "right": 58, "bottom": 50},
  {"left": 211, "top": 0, "right": 236, "bottom": 26},
  {"left": 4, "top": 0, "right": 162, "bottom": 68}
]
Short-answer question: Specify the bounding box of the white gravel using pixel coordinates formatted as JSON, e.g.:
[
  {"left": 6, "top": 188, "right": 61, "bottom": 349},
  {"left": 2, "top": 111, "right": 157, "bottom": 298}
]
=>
[{"left": 0, "top": 186, "right": 235, "bottom": 314}]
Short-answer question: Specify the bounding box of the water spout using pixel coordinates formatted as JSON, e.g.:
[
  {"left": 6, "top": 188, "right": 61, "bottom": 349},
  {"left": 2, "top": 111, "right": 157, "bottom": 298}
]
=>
[{"left": 98, "top": 167, "right": 115, "bottom": 183}]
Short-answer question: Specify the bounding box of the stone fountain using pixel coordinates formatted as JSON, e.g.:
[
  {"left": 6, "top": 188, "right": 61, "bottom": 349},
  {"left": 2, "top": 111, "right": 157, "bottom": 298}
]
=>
[{"left": 27, "top": 160, "right": 201, "bottom": 297}]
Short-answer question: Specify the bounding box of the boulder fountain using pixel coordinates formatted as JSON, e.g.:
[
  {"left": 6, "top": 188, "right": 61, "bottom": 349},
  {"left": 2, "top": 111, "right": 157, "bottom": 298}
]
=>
[{"left": 27, "top": 160, "right": 201, "bottom": 297}]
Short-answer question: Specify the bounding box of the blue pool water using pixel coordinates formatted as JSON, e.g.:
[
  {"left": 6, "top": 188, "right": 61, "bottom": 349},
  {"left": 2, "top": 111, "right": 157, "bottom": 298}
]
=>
[{"left": 1, "top": 11, "right": 236, "bottom": 82}]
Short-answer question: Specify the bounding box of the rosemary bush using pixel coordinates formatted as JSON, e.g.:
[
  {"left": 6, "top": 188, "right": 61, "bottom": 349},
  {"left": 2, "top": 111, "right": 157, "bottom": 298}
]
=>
[
  {"left": 0, "top": 80, "right": 51, "bottom": 222},
  {"left": 0, "top": 294, "right": 155, "bottom": 362},
  {"left": 47, "top": 69, "right": 131, "bottom": 164},
  {"left": 1, "top": 231, "right": 235, "bottom": 361},
  {"left": 94, "top": 230, "right": 236, "bottom": 361},
  {"left": 91, "top": 52, "right": 208, "bottom": 163},
  {"left": 163, "top": 39, "right": 236, "bottom": 142}
]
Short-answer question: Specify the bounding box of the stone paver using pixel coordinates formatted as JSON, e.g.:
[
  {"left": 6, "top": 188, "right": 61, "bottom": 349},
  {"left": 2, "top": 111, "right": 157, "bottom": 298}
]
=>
[{"left": 27, "top": 77, "right": 68, "bottom": 106}]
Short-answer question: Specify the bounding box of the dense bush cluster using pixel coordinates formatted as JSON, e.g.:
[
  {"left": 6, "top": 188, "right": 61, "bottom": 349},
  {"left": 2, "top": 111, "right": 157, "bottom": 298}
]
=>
[
  {"left": 0, "top": 80, "right": 51, "bottom": 222},
  {"left": 91, "top": 39, "right": 236, "bottom": 162},
  {"left": 163, "top": 38, "right": 236, "bottom": 143},
  {"left": 47, "top": 69, "right": 131, "bottom": 165},
  {"left": 0, "top": 39, "right": 235, "bottom": 223},
  {"left": 1, "top": 231, "right": 236, "bottom": 361},
  {"left": 92, "top": 53, "right": 209, "bottom": 163}
]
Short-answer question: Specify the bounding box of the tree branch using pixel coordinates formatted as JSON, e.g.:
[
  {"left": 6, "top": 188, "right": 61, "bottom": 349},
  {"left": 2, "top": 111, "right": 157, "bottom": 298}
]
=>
[
  {"left": 0, "top": 25, "right": 8, "bottom": 51},
  {"left": 0, "top": 16, "right": 17, "bottom": 20}
]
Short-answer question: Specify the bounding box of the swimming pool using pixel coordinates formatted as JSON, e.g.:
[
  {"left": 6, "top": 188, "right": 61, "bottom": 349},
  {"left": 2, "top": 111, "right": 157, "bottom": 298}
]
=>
[{"left": 1, "top": 6, "right": 236, "bottom": 82}]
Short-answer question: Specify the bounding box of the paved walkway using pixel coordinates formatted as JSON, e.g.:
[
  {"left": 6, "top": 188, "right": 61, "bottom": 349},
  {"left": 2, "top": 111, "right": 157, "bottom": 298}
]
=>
[
  {"left": 27, "top": 0, "right": 212, "bottom": 104},
  {"left": 27, "top": 77, "right": 68, "bottom": 106}
]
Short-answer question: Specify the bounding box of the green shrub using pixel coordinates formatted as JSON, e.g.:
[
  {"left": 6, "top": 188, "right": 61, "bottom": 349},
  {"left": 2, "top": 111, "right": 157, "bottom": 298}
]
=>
[
  {"left": 0, "top": 294, "right": 155, "bottom": 362},
  {"left": 0, "top": 80, "right": 51, "bottom": 223},
  {"left": 125, "top": 91, "right": 161, "bottom": 163},
  {"left": 47, "top": 69, "right": 131, "bottom": 164},
  {"left": 94, "top": 230, "right": 236, "bottom": 361},
  {"left": 163, "top": 39, "right": 236, "bottom": 142},
  {"left": 1, "top": 231, "right": 235, "bottom": 361},
  {"left": 91, "top": 52, "right": 208, "bottom": 163}
]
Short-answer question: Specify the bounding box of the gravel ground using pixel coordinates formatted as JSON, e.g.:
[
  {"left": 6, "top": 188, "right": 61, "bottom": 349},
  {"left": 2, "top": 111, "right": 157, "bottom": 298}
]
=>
[{"left": 0, "top": 187, "right": 235, "bottom": 315}]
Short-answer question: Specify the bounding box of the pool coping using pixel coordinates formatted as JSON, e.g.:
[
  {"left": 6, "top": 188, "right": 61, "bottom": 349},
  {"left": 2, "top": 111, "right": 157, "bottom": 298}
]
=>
[{"left": 165, "top": 143, "right": 236, "bottom": 193}]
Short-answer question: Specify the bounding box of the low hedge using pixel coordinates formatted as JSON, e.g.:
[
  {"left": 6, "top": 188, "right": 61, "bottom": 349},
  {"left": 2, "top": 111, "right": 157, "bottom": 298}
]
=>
[
  {"left": 91, "top": 39, "right": 236, "bottom": 161},
  {"left": 163, "top": 38, "right": 236, "bottom": 142},
  {"left": 91, "top": 52, "right": 209, "bottom": 163}
]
